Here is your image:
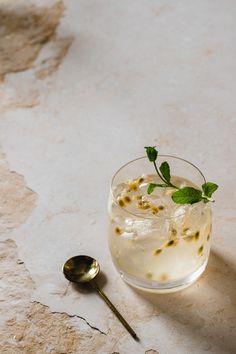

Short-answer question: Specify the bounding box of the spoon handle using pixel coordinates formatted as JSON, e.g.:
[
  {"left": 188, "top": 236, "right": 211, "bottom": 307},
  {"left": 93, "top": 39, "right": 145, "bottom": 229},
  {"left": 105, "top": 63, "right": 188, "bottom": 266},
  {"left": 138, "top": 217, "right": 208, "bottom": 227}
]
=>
[{"left": 91, "top": 281, "right": 138, "bottom": 341}]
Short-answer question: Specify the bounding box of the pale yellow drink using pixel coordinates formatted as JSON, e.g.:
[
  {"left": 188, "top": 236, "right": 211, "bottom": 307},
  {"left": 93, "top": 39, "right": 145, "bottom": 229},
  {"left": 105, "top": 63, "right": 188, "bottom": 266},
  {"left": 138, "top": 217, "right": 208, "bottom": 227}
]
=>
[{"left": 108, "top": 174, "right": 212, "bottom": 292}]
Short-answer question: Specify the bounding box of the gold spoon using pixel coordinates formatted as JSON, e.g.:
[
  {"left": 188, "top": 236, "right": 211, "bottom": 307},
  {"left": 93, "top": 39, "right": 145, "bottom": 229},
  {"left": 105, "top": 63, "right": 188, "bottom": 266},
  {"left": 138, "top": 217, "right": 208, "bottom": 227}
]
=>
[{"left": 63, "top": 255, "right": 138, "bottom": 341}]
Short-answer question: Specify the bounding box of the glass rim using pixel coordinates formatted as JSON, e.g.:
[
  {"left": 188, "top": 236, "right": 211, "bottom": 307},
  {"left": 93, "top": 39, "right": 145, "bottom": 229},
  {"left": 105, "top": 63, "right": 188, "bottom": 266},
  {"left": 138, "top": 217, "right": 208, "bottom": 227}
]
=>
[{"left": 110, "top": 155, "right": 206, "bottom": 220}]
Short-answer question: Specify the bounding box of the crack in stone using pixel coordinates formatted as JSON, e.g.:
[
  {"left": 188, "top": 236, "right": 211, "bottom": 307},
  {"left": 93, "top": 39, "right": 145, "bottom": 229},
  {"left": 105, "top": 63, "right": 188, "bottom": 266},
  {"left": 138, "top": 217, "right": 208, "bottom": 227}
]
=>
[
  {"left": 31, "top": 301, "right": 107, "bottom": 336},
  {"left": 1, "top": 240, "right": 109, "bottom": 352}
]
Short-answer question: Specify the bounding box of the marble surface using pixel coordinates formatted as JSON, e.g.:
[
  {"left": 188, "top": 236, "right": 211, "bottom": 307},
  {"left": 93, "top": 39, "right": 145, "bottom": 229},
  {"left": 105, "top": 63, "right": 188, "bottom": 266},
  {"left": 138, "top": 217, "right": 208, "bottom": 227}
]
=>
[{"left": 0, "top": 0, "right": 235, "bottom": 353}]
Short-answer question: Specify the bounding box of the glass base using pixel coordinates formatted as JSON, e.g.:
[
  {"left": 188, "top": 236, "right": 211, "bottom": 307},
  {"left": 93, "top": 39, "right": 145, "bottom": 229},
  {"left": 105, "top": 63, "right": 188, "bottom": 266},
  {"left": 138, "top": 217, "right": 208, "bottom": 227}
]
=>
[{"left": 118, "top": 259, "right": 208, "bottom": 293}]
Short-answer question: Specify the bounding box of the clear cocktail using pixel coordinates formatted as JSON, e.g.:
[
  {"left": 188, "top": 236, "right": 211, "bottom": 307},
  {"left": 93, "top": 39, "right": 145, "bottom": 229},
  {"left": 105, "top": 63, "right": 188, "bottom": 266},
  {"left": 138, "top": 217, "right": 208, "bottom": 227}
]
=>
[{"left": 108, "top": 156, "right": 212, "bottom": 292}]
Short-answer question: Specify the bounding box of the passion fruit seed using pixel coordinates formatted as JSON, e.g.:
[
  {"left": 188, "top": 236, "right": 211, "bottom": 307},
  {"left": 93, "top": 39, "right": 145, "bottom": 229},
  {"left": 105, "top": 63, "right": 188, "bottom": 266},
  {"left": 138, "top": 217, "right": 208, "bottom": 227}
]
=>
[
  {"left": 115, "top": 226, "right": 123, "bottom": 236},
  {"left": 146, "top": 272, "right": 153, "bottom": 279},
  {"left": 195, "top": 231, "right": 200, "bottom": 240},
  {"left": 118, "top": 198, "right": 125, "bottom": 207},
  {"left": 153, "top": 248, "right": 162, "bottom": 256},
  {"left": 160, "top": 273, "right": 168, "bottom": 281},
  {"left": 128, "top": 182, "right": 138, "bottom": 191},
  {"left": 137, "top": 201, "right": 150, "bottom": 210},
  {"left": 137, "top": 177, "right": 145, "bottom": 184},
  {"left": 166, "top": 240, "right": 177, "bottom": 247},
  {"left": 171, "top": 228, "right": 177, "bottom": 236},
  {"left": 124, "top": 195, "right": 132, "bottom": 204},
  {"left": 151, "top": 206, "right": 159, "bottom": 214},
  {"left": 158, "top": 205, "right": 164, "bottom": 210},
  {"left": 198, "top": 245, "right": 204, "bottom": 255}
]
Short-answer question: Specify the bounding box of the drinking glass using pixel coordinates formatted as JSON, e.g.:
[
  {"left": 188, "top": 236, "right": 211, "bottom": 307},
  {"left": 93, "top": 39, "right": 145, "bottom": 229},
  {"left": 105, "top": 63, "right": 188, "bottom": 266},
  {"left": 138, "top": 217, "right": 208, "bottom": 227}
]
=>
[{"left": 108, "top": 156, "right": 212, "bottom": 293}]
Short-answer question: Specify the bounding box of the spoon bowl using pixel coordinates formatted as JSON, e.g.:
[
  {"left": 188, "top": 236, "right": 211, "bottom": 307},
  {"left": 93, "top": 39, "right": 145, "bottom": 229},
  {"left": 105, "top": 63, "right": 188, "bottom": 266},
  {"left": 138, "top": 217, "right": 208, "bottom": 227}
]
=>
[{"left": 63, "top": 255, "right": 100, "bottom": 283}]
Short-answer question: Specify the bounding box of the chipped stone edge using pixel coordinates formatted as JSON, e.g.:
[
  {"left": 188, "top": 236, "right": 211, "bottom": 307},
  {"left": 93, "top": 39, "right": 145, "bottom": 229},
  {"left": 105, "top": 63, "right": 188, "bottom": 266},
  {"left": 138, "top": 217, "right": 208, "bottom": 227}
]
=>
[{"left": 31, "top": 300, "right": 107, "bottom": 336}]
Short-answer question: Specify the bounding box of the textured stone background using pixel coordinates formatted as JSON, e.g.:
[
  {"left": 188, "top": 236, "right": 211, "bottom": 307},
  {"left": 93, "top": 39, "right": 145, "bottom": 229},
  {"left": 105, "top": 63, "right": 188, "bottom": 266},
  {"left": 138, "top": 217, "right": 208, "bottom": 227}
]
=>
[{"left": 0, "top": 0, "right": 235, "bottom": 353}]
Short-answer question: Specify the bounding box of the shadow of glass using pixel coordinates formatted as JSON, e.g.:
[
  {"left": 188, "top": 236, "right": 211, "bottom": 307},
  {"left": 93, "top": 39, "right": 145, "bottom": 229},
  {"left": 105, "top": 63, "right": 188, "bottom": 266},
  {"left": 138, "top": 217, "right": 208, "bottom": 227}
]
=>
[
  {"left": 71, "top": 271, "right": 108, "bottom": 294},
  {"left": 131, "top": 251, "right": 236, "bottom": 353}
]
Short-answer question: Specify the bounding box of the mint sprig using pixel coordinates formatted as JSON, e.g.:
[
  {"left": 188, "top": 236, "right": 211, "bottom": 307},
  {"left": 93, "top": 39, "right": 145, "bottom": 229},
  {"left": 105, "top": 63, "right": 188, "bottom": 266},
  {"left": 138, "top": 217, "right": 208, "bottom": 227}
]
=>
[
  {"left": 144, "top": 146, "right": 218, "bottom": 205},
  {"left": 144, "top": 147, "right": 178, "bottom": 189}
]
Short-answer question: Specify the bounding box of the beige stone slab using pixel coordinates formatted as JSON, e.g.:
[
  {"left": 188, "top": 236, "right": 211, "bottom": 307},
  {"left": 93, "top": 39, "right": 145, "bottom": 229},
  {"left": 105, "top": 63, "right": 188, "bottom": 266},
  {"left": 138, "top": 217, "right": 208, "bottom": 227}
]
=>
[{"left": 0, "top": 0, "right": 235, "bottom": 353}]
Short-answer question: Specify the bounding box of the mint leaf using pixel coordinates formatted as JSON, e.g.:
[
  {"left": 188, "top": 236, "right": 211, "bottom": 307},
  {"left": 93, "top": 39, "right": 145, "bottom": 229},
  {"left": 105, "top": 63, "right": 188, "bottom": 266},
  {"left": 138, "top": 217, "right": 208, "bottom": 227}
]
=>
[
  {"left": 147, "top": 183, "right": 167, "bottom": 194},
  {"left": 144, "top": 146, "right": 158, "bottom": 162},
  {"left": 160, "top": 161, "right": 170, "bottom": 183},
  {"left": 144, "top": 144, "right": 218, "bottom": 205},
  {"left": 202, "top": 182, "right": 218, "bottom": 198},
  {"left": 172, "top": 187, "right": 202, "bottom": 204}
]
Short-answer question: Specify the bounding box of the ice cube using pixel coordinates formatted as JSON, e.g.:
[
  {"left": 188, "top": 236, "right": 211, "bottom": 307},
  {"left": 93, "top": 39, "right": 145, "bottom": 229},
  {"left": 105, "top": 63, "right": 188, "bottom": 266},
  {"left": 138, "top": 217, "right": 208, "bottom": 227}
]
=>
[
  {"left": 123, "top": 217, "right": 153, "bottom": 239},
  {"left": 112, "top": 183, "right": 128, "bottom": 198},
  {"left": 173, "top": 205, "right": 188, "bottom": 219}
]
